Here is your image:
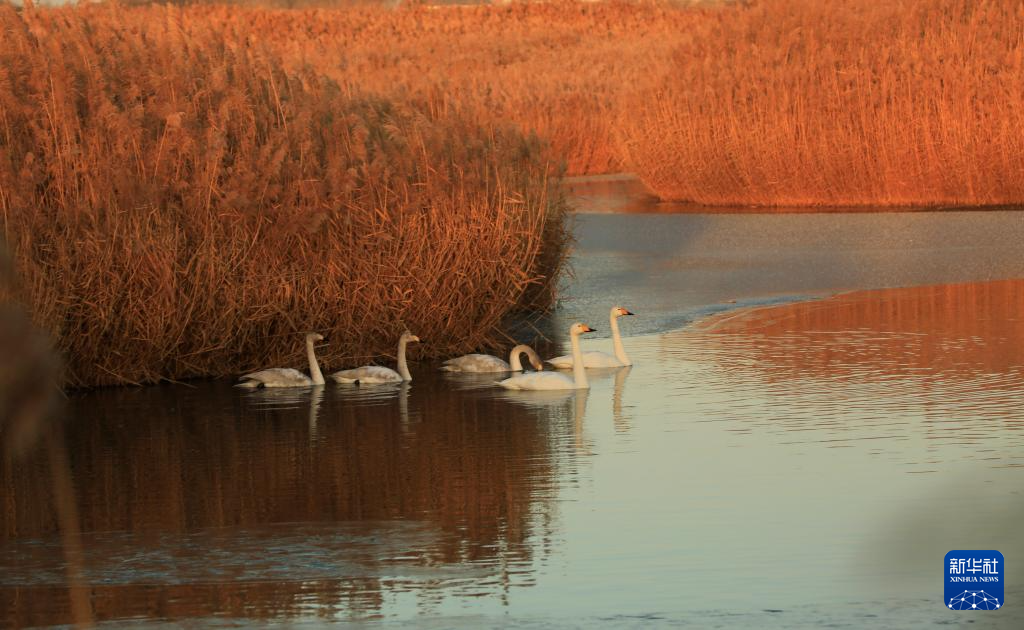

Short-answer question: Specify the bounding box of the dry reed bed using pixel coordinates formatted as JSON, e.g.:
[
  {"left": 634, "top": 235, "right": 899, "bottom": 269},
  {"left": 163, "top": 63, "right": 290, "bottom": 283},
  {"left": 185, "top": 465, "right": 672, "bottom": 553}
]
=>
[
  {"left": 0, "top": 3, "right": 568, "bottom": 387},
  {"left": 625, "top": 0, "right": 1024, "bottom": 205},
  {"left": 147, "top": 1, "right": 707, "bottom": 176},
  {"left": 97, "top": 0, "right": 1024, "bottom": 207}
]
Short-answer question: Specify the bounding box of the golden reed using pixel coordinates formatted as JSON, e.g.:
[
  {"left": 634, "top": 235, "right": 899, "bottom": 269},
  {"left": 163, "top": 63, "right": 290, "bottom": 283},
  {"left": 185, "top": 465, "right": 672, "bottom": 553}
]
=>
[
  {"left": 624, "top": 0, "right": 1024, "bottom": 206},
  {"left": 86, "top": 0, "right": 1023, "bottom": 208},
  {"left": 0, "top": 3, "right": 568, "bottom": 387}
]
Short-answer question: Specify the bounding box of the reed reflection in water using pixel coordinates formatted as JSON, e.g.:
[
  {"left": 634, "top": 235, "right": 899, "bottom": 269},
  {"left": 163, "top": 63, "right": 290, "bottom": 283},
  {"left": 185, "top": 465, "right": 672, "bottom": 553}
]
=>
[
  {"left": 680, "top": 279, "right": 1024, "bottom": 468},
  {"left": 0, "top": 372, "right": 597, "bottom": 626}
]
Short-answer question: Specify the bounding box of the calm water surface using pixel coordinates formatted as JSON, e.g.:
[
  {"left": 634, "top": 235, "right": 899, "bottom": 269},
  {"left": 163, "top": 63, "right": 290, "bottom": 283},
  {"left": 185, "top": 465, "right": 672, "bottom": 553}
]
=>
[{"left": 4, "top": 179, "right": 1024, "bottom": 627}]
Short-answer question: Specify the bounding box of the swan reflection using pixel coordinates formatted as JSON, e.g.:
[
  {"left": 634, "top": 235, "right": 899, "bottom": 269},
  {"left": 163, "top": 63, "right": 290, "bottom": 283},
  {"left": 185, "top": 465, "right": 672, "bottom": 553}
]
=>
[
  {"left": 309, "top": 387, "right": 323, "bottom": 441},
  {"left": 612, "top": 365, "right": 632, "bottom": 432},
  {"left": 497, "top": 388, "right": 592, "bottom": 454}
]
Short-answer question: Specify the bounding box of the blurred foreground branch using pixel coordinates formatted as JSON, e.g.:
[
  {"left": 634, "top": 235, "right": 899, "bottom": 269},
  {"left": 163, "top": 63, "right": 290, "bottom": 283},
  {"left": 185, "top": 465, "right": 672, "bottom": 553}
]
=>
[{"left": 1, "top": 245, "right": 93, "bottom": 626}]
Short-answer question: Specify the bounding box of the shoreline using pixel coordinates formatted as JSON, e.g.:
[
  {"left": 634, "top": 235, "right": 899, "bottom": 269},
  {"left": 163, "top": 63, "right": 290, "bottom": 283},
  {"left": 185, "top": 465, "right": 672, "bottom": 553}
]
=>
[
  {"left": 691, "top": 277, "right": 1024, "bottom": 334},
  {"left": 565, "top": 174, "right": 1024, "bottom": 214},
  {"left": 685, "top": 278, "right": 1024, "bottom": 371}
]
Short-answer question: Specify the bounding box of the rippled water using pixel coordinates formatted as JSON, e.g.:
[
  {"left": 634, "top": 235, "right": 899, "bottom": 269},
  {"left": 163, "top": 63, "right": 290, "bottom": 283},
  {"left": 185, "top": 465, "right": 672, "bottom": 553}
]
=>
[{"left": 4, "top": 183, "right": 1024, "bottom": 628}]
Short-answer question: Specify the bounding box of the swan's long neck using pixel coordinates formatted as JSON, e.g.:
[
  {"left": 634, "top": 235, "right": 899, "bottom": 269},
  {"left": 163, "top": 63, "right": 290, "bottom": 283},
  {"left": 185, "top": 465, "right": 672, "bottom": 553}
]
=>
[
  {"left": 397, "top": 337, "right": 412, "bottom": 381},
  {"left": 610, "top": 313, "right": 632, "bottom": 366},
  {"left": 508, "top": 344, "right": 530, "bottom": 371},
  {"left": 306, "top": 337, "right": 325, "bottom": 385},
  {"left": 570, "top": 331, "right": 589, "bottom": 389}
]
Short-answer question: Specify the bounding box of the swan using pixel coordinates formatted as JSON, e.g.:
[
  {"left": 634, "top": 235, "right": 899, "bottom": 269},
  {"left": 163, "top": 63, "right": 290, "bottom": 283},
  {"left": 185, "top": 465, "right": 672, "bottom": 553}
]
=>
[
  {"left": 236, "top": 332, "right": 326, "bottom": 388},
  {"left": 499, "top": 323, "right": 595, "bottom": 390},
  {"left": 548, "top": 306, "right": 634, "bottom": 368},
  {"left": 440, "top": 344, "right": 544, "bottom": 373},
  {"left": 331, "top": 330, "right": 420, "bottom": 384}
]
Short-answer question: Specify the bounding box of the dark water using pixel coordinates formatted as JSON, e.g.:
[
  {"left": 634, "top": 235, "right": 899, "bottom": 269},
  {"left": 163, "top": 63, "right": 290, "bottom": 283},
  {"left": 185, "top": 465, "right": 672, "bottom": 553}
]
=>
[{"left": 4, "top": 178, "right": 1024, "bottom": 627}]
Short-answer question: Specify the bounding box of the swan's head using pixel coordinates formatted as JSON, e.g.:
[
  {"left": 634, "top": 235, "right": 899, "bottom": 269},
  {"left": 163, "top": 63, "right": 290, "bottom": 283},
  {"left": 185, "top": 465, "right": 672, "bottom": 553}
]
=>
[
  {"left": 518, "top": 346, "right": 545, "bottom": 371},
  {"left": 570, "top": 322, "right": 596, "bottom": 335},
  {"left": 612, "top": 306, "right": 635, "bottom": 318},
  {"left": 306, "top": 332, "right": 325, "bottom": 343},
  {"left": 401, "top": 330, "right": 421, "bottom": 343}
]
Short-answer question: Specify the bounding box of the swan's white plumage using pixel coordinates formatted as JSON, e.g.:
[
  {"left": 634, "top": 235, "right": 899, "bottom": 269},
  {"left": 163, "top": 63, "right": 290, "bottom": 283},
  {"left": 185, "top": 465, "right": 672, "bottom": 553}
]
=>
[
  {"left": 500, "top": 323, "right": 593, "bottom": 391},
  {"left": 441, "top": 344, "right": 543, "bottom": 373},
  {"left": 547, "top": 350, "right": 626, "bottom": 369},
  {"left": 498, "top": 371, "right": 578, "bottom": 390},
  {"left": 236, "top": 368, "right": 314, "bottom": 388},
  {"left": 331, "top": 365, "right": 402, "bottom": 384},
  {"left": 441, "top": 354, "right": 510, "bottom": 373},
  {"left": 548, "top": 306, "right": 634, "bottom": 369},
  {"left": 330, "top": 330, "right": 419, "bottom": 385},
  {"left": 236, "top": 333, "right": 326, "bottom": 388}
]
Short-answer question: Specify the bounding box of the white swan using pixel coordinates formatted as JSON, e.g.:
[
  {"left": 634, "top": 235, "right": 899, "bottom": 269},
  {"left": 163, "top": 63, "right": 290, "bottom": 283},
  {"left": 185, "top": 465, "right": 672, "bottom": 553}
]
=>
[
  {"left": 331, "top": 330, "right": 419, "bottom": 384},
  {"left": 236, "top": 332, "right": 325, "bottom": 388},
  {"left": 548, "top": 306, "right": 634, "bottom": 368},
  {"left": 499, "top": 323, "right": 595, "bottom": 390},
  {"left": 440, "top": 344, "right": 544, "bottom": 373}
]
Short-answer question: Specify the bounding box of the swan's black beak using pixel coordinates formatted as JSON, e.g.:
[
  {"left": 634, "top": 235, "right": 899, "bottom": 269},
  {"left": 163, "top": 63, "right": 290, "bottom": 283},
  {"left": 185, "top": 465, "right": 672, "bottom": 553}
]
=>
[
  {"left": 624, "top": 310, "right": 635, "bottom": 316},
  {"left": 584, "top": 326, "right": 597, "bottom": 333}
]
